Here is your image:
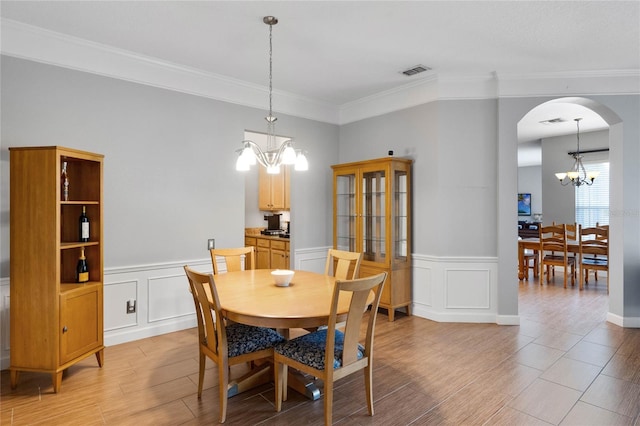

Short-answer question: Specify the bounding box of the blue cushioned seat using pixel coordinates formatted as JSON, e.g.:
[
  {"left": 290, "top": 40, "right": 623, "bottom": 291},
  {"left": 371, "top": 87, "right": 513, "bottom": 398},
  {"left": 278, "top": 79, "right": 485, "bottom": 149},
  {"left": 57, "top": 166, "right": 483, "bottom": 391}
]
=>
[
  {"left": 275, "top": 328, "right": 364, "bottom": 370},
  {"left": 227, "top": 323, "right": 285, "bottom": 358}
]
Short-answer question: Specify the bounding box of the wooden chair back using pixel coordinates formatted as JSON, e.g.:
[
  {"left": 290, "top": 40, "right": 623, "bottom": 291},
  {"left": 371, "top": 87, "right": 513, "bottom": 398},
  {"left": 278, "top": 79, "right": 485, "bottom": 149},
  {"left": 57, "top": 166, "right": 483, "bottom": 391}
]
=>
[
  {"left": 330, "top": 272, "right": 387, "bottom": 368},
  {"left": 539, "top": 224, "right": 575, "bottom": 288},
  {"left": 210, "top": 246, "right": 255, "bottom": 274},
  {"left": 324, "top": 249, "right": 363, "bottom": 280},
  {"left": 184, "top": 266, "right": 226, "bottom": 364},
  {"left": 579, "top": 225, "right": 609, "bottom": 292},
  {"left": 274, "top": 271, "right": 387, "bottom": 425},
  {"left": 184, "top": 265, "right": 283, "bottom": 423}
]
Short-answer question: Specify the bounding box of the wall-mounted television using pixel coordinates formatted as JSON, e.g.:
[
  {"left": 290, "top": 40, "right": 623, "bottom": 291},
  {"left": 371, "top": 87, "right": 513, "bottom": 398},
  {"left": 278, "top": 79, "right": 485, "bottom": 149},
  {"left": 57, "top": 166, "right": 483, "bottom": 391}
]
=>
[{"left": 518, "top": 193, "right": 531, "bottom": 216}]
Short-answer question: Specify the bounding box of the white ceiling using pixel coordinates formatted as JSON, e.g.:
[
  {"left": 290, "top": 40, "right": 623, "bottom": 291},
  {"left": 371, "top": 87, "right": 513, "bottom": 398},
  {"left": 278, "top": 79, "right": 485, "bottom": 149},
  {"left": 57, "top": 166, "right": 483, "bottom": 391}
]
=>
[{"left": 2, "top": 1, "right": 638, "bottom": 165}]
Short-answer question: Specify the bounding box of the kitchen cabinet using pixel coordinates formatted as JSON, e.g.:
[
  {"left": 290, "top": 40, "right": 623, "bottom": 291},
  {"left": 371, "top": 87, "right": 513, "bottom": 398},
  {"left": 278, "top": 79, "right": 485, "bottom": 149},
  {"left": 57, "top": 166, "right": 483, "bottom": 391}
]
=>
[
  {"left": 332, "top": 157, "right": 412, "bottom": 321},
  {"left": 270, "top": 240, "right": 290, "bottom": 269},
  {"left": 9, "top": 146, "right": 104, "bottom": 392},
  {"left": 259, "top": 165, "right": 290, "bottom": 210},
  {"left": 245, "top": 235, "right": 290, "bottom": 269},
  {"left": 256, "top": 237, "right": 271, "bottom": 269}
]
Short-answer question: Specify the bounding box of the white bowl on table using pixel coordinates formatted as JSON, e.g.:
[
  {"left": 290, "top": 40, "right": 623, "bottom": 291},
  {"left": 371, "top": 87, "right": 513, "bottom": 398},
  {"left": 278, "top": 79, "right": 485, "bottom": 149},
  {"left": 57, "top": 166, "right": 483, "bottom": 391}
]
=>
[{"left": 272, "top": 269, "right": 294, "bottom": 287}]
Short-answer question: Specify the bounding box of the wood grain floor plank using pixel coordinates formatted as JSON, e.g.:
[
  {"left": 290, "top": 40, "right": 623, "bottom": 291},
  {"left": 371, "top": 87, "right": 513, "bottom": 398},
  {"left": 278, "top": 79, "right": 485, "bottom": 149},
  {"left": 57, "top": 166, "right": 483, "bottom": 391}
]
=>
[{"left": 2, "top": 277, "right": 640, "bottom": 425}]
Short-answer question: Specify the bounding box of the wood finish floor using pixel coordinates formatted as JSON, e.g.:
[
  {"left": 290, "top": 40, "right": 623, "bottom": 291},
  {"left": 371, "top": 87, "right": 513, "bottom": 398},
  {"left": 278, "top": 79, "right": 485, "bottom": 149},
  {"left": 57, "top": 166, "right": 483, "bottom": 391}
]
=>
[{"left": 2, "top": 273, "right": 639, "bottom": 425}]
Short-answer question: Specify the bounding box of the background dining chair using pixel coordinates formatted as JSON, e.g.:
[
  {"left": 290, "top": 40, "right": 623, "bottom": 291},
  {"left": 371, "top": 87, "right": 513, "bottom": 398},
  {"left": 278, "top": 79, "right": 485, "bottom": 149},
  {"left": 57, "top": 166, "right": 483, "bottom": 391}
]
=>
[
  {"left": 273, "top": 272, "right": 387, "bottom": 426},
  {"left": 183, "top": 266, "right": 285, "bottom": 423},
  {"left": 210, "top": 246, "right": 256, "bottom": 274},
  {"left": 548, "top": 222, "right": 577, "bottom": 278},
  {"left": 324, "top": 249, "right": 363, "bottom": 280},
  {"left": 539, "top": 224, "right": 575, "bottom": 288},
  {"left": 518, "top": 236, "right": 538, "bottom": 280},
  {"left": 578, "top": 225, "right": 609, "bottom": 292},
  {"left": 593, "top": 222, "right": 609, "bottom": 281}
]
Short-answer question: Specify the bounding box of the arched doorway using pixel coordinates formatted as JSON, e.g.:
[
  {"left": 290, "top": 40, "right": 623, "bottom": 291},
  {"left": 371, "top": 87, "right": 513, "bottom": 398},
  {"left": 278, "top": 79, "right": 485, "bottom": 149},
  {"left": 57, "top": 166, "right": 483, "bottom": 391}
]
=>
[{"left": 497, "top": 96, "right": 629, "bottom": 326}]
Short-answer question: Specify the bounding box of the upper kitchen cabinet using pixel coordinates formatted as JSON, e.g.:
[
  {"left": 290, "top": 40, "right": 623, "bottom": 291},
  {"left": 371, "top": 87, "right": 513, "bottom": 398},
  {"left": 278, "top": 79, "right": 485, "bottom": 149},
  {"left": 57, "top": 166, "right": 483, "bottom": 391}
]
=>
[
  {"left": 332, "top": 157, "right": 412, "bottom": 321},
  {"left": 259, "top": 165, "right": 290, "bottom": 211}
]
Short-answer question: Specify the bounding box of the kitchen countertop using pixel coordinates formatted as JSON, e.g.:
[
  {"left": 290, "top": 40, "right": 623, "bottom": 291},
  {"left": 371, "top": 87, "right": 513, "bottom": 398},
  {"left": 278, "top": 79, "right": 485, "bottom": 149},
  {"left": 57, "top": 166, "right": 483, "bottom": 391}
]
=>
[{"left": 245, "top": 233, "right": 290, "bottom": 240}]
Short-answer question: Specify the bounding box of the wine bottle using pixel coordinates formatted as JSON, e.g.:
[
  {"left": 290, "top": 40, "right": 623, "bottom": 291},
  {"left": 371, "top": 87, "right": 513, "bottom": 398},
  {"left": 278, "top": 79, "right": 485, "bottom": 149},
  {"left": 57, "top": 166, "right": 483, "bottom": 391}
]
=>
[
  {"left": 61, "top": 161, "right": 69, "bottom": 201},
  {"left": 79, "top": 205, "right": 90, "bottom": 242},
  {"left": 76, "top": 247, "right": 89, "bottom": 283}
]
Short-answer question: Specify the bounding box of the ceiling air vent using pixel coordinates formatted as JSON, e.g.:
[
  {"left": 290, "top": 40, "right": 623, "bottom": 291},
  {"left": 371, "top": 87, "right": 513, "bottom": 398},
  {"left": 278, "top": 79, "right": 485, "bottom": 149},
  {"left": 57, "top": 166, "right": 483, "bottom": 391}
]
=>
[
  {"left": 401, "top": 65, "right": 431, "bottom": 76},
  {"left": 539, "top": 118, "right": 564, "bottom": 124}
]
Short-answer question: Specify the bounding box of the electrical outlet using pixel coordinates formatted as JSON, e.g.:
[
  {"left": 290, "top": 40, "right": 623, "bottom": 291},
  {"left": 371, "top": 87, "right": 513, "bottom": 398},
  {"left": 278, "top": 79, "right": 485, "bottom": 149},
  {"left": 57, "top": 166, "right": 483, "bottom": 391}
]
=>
[
  {"left": 126, "top": 299, "right": 136, "bottom": 314},
  {"left": 207, "top": 238, "right": 215, "bottom": 250}
]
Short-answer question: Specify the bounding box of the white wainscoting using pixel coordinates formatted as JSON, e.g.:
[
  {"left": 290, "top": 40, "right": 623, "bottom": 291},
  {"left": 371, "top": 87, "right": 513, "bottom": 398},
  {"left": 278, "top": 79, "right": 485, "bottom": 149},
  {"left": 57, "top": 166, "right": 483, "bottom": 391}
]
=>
[
  {"left": 412, "top": 254, "right": 502, "bottom": 324},
  {"left": 3, "top": 248, "right": 604, "bottom": 370},
  {"left": 102, "top": 260, "right": 210, "bottom": 347}
]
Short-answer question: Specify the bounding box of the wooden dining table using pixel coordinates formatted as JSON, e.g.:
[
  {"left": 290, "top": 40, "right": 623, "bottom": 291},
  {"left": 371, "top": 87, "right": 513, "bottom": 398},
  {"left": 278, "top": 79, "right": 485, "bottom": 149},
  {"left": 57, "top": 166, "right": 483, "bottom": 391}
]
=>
[
  {"left": 518, "top": 237, "right": 579, "bottom": 280},
  {"left": 209, "top": 268, "right": 369, "bottom": 400}
]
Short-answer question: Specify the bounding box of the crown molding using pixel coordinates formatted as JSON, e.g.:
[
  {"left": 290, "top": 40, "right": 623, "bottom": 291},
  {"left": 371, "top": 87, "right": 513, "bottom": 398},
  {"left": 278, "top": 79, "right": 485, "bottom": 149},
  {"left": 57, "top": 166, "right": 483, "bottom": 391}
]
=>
[
  {"left": 0, "top": 19, "right": 339, "bottom": 124},
  {"left": 338, "top": 73, "right": 499, "bottom": 124},
  {"left": 496, "top": 69, "right": 640, "bottom": 98},
  {"left": 2, "top": 18, "right": 638, "bottom": 126}
]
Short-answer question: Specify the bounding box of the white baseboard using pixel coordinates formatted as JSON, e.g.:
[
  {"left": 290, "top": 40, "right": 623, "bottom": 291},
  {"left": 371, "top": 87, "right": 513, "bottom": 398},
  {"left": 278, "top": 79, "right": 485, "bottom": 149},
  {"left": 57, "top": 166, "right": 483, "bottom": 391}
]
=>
[{"left": 607, "top": 312, "right": 640, "bottom": 328}]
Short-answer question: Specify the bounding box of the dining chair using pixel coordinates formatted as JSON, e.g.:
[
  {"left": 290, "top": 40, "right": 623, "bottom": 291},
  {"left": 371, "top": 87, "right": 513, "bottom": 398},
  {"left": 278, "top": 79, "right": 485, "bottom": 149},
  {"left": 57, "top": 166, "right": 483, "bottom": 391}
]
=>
[
  {"left": 273, "top": 271, "right": 387, "bottom": 426},
  {"left": 210, "top": 246, "right": 256, "bottom": 274},
  {"left": 324, "top": 248, "right": 363, "bottom": 280},
  {"left": 539, "top": 224, "right": 575, "bottom": 288},
  {"left": 183, "top": 266, "right": 285, "bottom": 423},
  {"left": 548, "top": 222, "right": 577, "bottom": 278},
  {"left": 518, "top": 237, "right": 538, "bottom": 280},
  {"left": 593, "top": 222, "right": 609, "bottom": 281},
  {"left": 578, "top": 225, "right": 609, "bottom": 293}
]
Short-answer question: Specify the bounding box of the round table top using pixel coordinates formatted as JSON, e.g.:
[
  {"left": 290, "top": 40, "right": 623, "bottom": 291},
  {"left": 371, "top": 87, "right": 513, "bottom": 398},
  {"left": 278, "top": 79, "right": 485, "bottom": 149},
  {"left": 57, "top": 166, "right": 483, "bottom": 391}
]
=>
[{"left": 212, "top": 269, "right": 348, "bottom": 329}]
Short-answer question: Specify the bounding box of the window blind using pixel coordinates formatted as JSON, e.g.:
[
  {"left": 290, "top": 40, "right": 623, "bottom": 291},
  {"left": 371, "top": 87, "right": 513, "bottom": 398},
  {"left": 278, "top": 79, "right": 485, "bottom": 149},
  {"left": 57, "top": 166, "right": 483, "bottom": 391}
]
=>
[{"left": 575, "top": 160, "right": 609, "bottom": 227}]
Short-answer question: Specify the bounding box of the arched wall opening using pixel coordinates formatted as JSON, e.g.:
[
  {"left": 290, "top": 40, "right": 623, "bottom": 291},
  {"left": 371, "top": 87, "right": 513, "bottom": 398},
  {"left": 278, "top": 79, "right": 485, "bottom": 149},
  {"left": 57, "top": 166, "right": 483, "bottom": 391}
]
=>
[{"left": 497, "top": 96, "right": 635, "bottom": 327}]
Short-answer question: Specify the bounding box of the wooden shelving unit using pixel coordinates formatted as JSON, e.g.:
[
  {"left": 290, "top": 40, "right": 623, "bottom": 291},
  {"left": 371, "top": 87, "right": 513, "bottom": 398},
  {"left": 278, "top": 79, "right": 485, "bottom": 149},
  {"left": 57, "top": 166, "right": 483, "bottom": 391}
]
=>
[
  {"left": 9, "top": 146, "right": 104, "bottom": 392},
  {"left": 332, "top": 157, "right": 412, "bottom": 321}
]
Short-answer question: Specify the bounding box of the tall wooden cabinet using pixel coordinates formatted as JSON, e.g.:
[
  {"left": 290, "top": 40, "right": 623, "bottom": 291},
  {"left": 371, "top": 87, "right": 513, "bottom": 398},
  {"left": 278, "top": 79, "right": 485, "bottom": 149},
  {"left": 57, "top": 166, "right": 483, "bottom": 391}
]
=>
[
  {"left": 9, "top": 146, "right": 104, "bottom": 392},
  {"left": 332, "top": 157, "right": 412, "bottom": 321}
]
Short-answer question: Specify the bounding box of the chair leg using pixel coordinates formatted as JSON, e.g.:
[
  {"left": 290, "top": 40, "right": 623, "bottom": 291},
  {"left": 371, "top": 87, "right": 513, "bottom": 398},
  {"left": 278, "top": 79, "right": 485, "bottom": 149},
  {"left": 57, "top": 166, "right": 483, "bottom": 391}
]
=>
[
  {"left": 274, "top": 361, "right": 285, "bottom": 412},
  {"left": 198, "top": 351, "right": 205, "bottom": 398},
  {"left": 324, "top": 380, "right": 334, "bottom": 426},
  {"left": 218, "top": 362, "right": 229, "bottom": 423},
  {"left": 365, "top": 363, "right": 374, "bottom": 416}
]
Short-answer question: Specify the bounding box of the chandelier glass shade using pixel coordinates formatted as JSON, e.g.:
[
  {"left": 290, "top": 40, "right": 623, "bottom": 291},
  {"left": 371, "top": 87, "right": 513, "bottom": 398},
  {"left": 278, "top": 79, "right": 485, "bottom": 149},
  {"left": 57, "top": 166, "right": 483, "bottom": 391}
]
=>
[
  {"left": 235, "top": 16, "right": 308, "bottom": 174},
  {"left": 555, "top": 118, "right": 599, "bottom": 187}
]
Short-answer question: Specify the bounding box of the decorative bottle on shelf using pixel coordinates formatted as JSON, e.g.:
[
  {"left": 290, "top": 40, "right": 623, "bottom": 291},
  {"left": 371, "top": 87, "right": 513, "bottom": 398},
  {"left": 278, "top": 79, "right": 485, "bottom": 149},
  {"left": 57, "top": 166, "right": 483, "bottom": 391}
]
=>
[
  {"left": 79, "top": 205, "right": 90, "bottom": 242},
  {"left": 61, "top": 161, "right": 69, "bottom": 201},
  {"left": 76, "top": 247, "right": 89, "bottom": 283}
]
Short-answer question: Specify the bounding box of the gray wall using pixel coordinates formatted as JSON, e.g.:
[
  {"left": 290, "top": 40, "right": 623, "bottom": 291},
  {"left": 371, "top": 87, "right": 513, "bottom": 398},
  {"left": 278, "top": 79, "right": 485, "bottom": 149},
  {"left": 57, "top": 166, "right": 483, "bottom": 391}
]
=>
[
  {"left": 340, "top": 99, "right": 498, "bottom": 257},
  {"left": 3, "top": 55, "right": 639, "bottom": 322},
  {"left": 0, "top": 56, "right": 338, "bottom": 275}
]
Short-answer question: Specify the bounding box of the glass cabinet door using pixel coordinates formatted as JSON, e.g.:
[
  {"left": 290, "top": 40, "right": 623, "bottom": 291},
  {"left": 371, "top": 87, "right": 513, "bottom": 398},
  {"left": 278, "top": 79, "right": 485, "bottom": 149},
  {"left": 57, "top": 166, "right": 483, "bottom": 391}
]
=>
[
  {"left": 394, "top": 169, "right": 409, "bottom": 261},
  {"left": 335, "top": 173, "right": 356, "bottom": 251},
  {"left": 362, "top": 169, "right": 386, "bottom": 263}
]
